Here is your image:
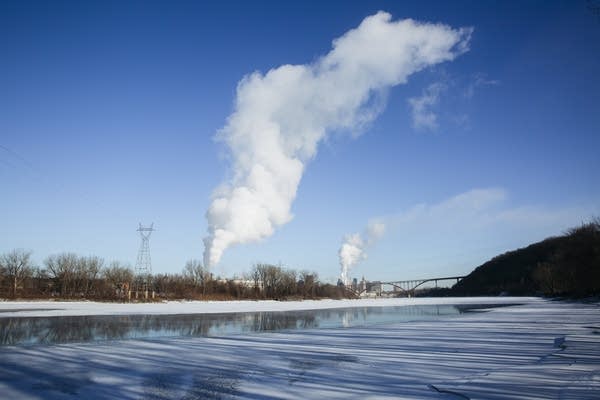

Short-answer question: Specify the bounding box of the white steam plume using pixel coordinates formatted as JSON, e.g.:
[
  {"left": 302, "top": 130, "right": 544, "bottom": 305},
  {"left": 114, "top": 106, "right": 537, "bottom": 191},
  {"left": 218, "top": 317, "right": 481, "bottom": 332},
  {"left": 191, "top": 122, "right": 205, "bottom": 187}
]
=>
[
  {"left": 203, "top": 11, "right": 472, "bottom": 267},
  {"left": 339, "top": 221, "right": 386, "bottom": 285}
]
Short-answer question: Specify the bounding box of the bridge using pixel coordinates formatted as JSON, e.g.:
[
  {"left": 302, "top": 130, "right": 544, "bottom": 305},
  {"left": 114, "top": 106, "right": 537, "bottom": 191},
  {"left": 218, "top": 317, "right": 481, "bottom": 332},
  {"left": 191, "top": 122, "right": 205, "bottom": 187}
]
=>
[
  {"left": 382, "top": 276, "right": 466, "bottom": 294},
  {"left": 345, "top": 276, "right": 466, "bottom": 298}
]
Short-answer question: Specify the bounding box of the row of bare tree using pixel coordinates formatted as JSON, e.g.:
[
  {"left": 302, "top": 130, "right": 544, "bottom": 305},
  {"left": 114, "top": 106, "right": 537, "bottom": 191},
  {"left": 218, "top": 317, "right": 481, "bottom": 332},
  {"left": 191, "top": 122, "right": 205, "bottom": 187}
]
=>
[{"left": 0, "top": 251, "right": 346, "bottom": 300}]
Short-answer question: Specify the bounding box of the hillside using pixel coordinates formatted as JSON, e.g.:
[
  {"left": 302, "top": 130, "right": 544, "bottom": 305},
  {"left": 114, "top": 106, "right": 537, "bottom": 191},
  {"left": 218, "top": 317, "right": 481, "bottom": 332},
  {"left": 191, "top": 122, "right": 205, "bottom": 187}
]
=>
[{"left": 452, "top": 220, "right": 600, "bottom": 297}]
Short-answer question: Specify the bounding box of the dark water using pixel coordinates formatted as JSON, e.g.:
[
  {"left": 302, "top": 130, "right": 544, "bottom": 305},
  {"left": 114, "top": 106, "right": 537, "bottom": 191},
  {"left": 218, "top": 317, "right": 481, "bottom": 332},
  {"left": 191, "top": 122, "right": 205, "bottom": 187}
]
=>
[{"left": 0, "top": 304, "right": 508, "bottom": 346}]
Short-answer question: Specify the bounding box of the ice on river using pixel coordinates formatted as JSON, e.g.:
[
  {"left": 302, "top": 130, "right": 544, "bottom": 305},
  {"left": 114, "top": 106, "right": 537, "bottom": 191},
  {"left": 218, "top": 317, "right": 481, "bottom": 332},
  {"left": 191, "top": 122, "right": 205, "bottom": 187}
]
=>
[
  {"left": 0, "top": 297, "right": 528, "bottom": 317},
  {"left": 0, "top": 298, "right": 598, "bottom": 399}
]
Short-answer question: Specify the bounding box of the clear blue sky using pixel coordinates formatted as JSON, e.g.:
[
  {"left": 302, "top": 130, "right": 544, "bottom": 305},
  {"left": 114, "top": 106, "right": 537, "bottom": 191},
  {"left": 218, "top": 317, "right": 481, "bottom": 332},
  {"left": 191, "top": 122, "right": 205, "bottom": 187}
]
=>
[{"left": 2, "top": 0, "right": 599, "bottom": 282}]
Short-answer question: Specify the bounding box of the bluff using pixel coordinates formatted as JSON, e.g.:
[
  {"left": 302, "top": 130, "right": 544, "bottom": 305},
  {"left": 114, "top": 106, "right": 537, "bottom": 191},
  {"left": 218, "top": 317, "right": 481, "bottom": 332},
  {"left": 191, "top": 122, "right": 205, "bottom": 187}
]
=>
[{"left": 452, "top": 220, "right": 600, "bottom": 297}]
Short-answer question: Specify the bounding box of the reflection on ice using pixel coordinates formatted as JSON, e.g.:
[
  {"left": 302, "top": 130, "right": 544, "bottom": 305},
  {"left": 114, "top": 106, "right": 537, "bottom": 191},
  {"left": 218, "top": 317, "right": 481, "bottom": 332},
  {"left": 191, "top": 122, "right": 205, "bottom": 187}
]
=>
[{"left": 0, "top": 304, "right": 499, "bottom": 346}]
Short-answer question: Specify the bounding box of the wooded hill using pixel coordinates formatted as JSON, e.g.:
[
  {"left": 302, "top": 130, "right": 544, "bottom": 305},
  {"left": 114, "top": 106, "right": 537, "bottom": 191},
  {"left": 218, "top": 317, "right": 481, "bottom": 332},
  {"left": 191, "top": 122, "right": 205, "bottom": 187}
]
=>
[{"left": 452, "top": 219, "right": 600, "bottom": 297}]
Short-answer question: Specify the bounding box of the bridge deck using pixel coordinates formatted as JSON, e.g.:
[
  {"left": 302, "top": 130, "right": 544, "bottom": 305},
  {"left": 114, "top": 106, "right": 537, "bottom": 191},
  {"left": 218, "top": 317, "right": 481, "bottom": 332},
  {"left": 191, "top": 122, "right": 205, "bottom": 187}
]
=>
[{"left": 379, "top": 276, "right": 466, "bottom": 292}]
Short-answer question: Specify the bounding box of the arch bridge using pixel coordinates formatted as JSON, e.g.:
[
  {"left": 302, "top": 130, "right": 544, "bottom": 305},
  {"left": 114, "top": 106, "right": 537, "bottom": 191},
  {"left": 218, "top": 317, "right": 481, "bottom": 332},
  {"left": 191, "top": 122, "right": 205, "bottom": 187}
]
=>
[
  {"left": 344, "top": 276, "right": 466, "bottom": 298},
  {"left": 382, "top": 276, "right": 465, "bottom": 294}
]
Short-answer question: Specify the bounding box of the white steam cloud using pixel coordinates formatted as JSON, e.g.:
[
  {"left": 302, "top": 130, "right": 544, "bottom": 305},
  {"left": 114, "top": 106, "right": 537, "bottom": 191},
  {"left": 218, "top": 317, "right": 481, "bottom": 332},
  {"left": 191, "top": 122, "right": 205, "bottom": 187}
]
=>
[
  {"left": 339, "top": 221, "right": 386, "bottom": 285},
  {"left": 203, "top": 11, "right": 472, "bottom": 267}
]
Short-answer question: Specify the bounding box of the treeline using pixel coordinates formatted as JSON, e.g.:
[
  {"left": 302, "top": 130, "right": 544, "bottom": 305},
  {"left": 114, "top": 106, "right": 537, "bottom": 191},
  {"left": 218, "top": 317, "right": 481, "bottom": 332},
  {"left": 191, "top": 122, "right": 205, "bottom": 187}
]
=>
[
  {"left": 452, "top": 219, "right": 600, "bottom": 297},
  {"left": 0, "top": 252, "right": 347, "bottom": 301}
]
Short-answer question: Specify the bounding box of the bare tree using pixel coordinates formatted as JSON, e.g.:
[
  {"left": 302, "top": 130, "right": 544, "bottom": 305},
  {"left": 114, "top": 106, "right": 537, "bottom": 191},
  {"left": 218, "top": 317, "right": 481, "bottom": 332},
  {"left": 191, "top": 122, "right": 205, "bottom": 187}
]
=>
[
  {"left": 251, "top": 263, "right": 297, "bottom": 299},
  {"left": 102, "top": 261, "right": 134, "bottom": 298},
  {"left": 153, "top": 273, "right": 188, "bottom": 298},
  {"left": 279, "top": 269, "right": 297, "bottom": 298},
  {"left": 183, "top": 259, "right": 211, "bottom": 295},
  {"left": 299, "top": 270, "right": 318, "bottom": 299},
  {"left": 75, "top": 255, "right": 103, "bottom": 296},
  {"left": 252, "top": 264, "right": 277, "bottom": 298},
  {"left": 532, "top": 262, "right": 558, "bottom": 295},
  {"left": 44, "top": 253, "right": 78, "bottom": 297},
  {"left": 249, "top": 266, "right": 263, "bottom": 298},
  {"left": 0, "top": 249, "right": 34, "bottom": 298}
]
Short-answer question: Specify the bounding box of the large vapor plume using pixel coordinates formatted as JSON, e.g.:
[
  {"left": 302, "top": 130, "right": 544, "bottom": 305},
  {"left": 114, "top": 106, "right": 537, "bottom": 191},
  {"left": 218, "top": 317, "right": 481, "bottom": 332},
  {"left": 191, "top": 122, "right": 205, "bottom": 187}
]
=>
[
  {"left": 203, "top": 12, "right": 472, "bottom": 267},
  {"left": 339, "top": 221, "right": 386, "bottom": 285}
]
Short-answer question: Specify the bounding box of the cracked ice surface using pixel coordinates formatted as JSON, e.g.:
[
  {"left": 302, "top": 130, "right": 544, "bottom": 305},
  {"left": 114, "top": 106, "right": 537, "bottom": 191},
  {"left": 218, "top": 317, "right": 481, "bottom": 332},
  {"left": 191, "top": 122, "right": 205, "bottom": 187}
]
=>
[{"left": 0, "top": 298, "right": 599, "bottom": 399}]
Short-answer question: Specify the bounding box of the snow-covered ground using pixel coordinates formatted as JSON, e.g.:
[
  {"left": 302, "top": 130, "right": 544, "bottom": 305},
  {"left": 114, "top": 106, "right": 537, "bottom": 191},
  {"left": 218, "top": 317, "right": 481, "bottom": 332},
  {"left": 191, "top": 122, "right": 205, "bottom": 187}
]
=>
[
  {"left": 0, "top": 297, "right": 530, "bottom": 318},
  {"left": 0, "top": 298, "right": 598, "bottom": 399}
]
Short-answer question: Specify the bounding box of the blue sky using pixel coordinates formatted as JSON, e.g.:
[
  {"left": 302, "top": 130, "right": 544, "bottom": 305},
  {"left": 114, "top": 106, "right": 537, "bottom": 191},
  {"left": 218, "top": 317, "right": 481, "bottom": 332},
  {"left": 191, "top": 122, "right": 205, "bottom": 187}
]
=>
[{"left": 1, "top": 1, "right": 599, "bottom": 282}]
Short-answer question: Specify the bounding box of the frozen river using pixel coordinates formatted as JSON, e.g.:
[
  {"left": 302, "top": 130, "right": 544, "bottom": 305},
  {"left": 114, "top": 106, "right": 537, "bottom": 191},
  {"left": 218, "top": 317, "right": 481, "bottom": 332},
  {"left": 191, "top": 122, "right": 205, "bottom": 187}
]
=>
[
  {"left": 0, "top": 303, "right": 514, "bottom": 346},
  {"left": 0, "top": 297, "right": 598, "bottom": 399}
]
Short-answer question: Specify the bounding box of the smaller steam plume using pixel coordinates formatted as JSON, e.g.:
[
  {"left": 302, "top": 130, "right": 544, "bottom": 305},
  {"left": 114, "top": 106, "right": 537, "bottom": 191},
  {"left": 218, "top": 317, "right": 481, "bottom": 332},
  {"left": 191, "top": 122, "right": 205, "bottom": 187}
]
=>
[{"left": 339, "top": 221, "right": 386, "bottom": 285}]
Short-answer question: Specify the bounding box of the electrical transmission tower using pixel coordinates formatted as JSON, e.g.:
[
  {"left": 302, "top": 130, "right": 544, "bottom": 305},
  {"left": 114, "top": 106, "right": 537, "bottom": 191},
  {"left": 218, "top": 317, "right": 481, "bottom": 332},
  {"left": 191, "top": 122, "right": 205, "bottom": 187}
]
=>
[{"left": 135, "top": 223, "right": 155, "bottom": 297}]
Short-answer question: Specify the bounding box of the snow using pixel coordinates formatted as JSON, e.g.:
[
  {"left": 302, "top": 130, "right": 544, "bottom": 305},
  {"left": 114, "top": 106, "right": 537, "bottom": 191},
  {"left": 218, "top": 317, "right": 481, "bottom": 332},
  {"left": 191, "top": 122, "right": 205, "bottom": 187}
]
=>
[
  {"left": 0, "top": 297, "right": 531, "bottom": 318},
  {"left": 0, "top": 298, "right": 599, "bottom": 399}
]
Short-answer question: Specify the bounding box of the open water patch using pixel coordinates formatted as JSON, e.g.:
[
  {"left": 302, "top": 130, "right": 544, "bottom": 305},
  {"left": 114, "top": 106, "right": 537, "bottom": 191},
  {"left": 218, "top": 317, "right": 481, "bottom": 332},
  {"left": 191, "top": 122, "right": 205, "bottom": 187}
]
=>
[{"left": 0, "top": 303, "right": 515, "bottom": 346}]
